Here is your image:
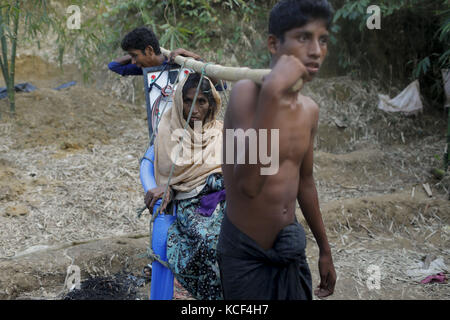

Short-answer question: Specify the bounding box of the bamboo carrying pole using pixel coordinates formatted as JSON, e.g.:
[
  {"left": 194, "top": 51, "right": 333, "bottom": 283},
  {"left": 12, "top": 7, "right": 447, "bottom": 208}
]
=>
[{"left": 160, "top": 47, "right": 304, "bottom": 91}]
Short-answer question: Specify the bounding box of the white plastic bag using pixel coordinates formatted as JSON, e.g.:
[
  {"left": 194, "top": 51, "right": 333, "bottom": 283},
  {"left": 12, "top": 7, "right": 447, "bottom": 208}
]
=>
[
  {"left": 378, "top": 80, "right": 423, "bottom": 115},
  {"left": 406, "top": 256, "right": 448, "bottom": 280}
]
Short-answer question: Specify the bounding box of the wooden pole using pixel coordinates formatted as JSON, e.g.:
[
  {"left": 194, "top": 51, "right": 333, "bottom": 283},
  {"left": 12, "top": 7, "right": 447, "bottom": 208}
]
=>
[
  {"left": 445, "top": 106, "right": 449, "bottom": 171},
  {"left": 160, "top": 47, "right": 304, "bottom": 91}
]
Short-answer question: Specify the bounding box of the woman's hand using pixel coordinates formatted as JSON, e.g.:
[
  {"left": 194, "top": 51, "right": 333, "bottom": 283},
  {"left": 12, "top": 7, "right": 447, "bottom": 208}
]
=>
[{"left": 144, "top": 185, "right": 174, "bottom": 214}]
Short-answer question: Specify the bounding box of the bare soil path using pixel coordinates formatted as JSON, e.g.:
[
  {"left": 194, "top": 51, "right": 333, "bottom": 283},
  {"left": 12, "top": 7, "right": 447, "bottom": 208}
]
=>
[{"left": 0, "top": 56, "right": 448, "bottom": 300}]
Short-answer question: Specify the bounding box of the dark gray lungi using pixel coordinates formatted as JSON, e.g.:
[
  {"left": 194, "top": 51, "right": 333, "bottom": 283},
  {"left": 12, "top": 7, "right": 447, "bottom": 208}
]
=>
[{"left": 217, "top": 213, "right": 312, "bottom": 300}]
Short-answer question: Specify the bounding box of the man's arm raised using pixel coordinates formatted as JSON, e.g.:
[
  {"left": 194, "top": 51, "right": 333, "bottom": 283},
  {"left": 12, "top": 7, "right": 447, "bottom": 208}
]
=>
[
  {"left": 228, "top": 55, "right": 307, "bottom": 198},
  {"left": 226, "top": 79, "right": 270, "bottom": 198}
]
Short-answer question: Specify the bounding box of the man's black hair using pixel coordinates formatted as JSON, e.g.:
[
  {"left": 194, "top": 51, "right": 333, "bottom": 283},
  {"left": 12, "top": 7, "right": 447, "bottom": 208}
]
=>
[
  {"left": 121, "top": 27, "right": 161, "bottom": 55},
  {"left": 182, "top": 73, "right": 217, "bottom": 122},
  {"left": 269, "top": 0, "right": 333, "bottom": 41}
]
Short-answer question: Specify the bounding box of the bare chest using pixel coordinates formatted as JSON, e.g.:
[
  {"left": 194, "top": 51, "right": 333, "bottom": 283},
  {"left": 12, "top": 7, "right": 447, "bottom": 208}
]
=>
[{"left": 273, "top": 103, "right": 312, "bottom": 162}]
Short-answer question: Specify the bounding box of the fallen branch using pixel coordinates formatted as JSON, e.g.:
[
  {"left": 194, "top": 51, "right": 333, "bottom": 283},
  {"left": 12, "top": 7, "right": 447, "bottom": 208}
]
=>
[{"left": 422, "top": 183, "right": 433, "bottom": 197}]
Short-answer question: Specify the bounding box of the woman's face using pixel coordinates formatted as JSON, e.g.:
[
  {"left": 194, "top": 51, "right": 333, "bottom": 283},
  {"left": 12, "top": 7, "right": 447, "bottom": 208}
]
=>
[{"left": 182, "top": 87, "right": 212, "bottom": 129}]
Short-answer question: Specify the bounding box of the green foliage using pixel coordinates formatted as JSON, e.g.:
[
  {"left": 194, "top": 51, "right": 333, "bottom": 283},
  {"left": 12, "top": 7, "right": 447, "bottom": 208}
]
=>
[
  {"left": 4, "top": 0, "right": 448, "bottom": 117},
  {"left": 95, "top": 0, "right": 277, "bottom": 68},
  {"left": 330, "top": 0, "right": 450, "bottom": 109},
  {"left": 0, "top": 0, "right": 104, "bottom": 117},
  {"left": 437, "top": 6, "right": 450, "bottom": 69},
  {"left": 413, "top": 56, "right": 432, "bottom": 79}
]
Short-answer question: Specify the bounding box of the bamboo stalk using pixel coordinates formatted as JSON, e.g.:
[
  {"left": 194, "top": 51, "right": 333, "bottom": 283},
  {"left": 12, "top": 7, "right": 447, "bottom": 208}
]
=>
[
  {"left": 8, "top": 1, "right": 20, "bottom": 114},
  {"left": 0, "top": 9, "right": 9, "bottom": 84},
  {"left": 0, "top": 6, "right": 13, "bottom": 115},
  {"left": 0, "top": 12, "right": 10, "bottom": 81},
  {"left": 160, "top": 47, "right": 304, "bottom": 91},
  {"left": 445, "top": 106, "right": 449, "bottom": 171}
]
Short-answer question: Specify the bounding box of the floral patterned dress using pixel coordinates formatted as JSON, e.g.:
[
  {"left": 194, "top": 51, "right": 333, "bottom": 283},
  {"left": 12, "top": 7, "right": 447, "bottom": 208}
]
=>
[{"left": 166, "top": 173, "right": 226, "bottom": 300}]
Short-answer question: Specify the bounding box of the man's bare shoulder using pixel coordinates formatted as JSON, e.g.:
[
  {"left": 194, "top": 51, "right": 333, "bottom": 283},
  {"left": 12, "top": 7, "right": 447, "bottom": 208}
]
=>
[
  {"left": 299, "top": 94, "right": 319, "bottom": 112},
  {"left": 226, "top": 80, "right": 260, "bottom": 126},
  {"left": 300, "top": 94, "right": 319, "bottom": 116},
  {"left": 299, "top": 94, "right": 319, "bottom": 130},
  {"left": 229, "top": 80, "right": 259, "bottom": 106}
]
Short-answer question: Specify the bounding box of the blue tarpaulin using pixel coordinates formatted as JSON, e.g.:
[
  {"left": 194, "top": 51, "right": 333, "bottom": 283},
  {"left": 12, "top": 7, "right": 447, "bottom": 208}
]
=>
[
  {"left": 0, "top": 81, "right": 77, "bottom": 100},
  {"left": 54, "top": 81, "right": 77, "bottom": 91},
  {"left": 0, "top": 82, "right": 37, "bottom": 99}
]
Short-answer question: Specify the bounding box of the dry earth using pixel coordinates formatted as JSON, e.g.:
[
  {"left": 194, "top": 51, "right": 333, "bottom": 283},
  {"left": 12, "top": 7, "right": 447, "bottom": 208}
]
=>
[{"left": 0, "top": 55, "right": 448, "bottom": 300}]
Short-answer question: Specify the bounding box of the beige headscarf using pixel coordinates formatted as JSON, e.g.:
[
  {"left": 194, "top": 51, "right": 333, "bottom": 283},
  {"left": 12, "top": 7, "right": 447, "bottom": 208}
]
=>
[{"left": 154, "top": 74, "right": 223, "bottom": 193}]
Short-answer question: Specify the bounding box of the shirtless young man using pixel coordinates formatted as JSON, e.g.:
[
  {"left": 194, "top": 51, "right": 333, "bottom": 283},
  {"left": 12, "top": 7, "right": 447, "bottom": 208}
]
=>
[{"left": 218, "top": 0, "right": 336, "bottom": 300}]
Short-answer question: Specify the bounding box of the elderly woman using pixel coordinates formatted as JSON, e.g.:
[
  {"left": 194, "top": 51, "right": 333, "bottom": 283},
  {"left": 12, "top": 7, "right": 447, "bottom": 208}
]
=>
[{"left": 144, "top": 72, "right": 225, "bottom": 300}]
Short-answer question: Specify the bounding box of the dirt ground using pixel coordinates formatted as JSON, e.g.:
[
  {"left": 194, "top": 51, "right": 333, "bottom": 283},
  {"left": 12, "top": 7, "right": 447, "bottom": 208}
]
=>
[{"left": 0, "top": 55, "right": 448, "bottom": 300}]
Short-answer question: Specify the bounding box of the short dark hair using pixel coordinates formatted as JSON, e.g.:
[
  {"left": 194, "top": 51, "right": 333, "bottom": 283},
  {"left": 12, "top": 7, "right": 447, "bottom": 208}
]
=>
[
  {"left": 121, "top": 27, "right": 161, "bottom": 55},
  {"left": 182, "top": 73, "right": 217, "bottom": 122},
  {"left": 269, "top": 0, "right": 333, "bottom": 41}
]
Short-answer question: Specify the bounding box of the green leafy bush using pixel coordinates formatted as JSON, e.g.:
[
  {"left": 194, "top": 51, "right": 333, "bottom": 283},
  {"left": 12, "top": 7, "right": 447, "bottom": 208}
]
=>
[
  {"left": 329, "top": 0, "right": 449, "bottom": 109},
  {"left": 96, "top": 0, "right": 277, "bottom": 68}
]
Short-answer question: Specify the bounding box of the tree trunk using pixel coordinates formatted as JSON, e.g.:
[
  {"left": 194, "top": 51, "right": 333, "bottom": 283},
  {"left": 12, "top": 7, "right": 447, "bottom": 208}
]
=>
[
  {"left": 9, "top": 1, "right": 20, "bottom": 115},
  {"left": 0, "top": 2, "right": 19, "bottom": 116},
  {"left": 445, "top": 107, "right": 450, "bottom": 171}
]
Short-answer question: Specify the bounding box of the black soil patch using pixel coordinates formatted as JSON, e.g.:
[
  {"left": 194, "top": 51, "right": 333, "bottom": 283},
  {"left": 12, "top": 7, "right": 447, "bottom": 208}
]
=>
[{"left": 63, "top": 272, "right": 150, "bottom": 300}]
